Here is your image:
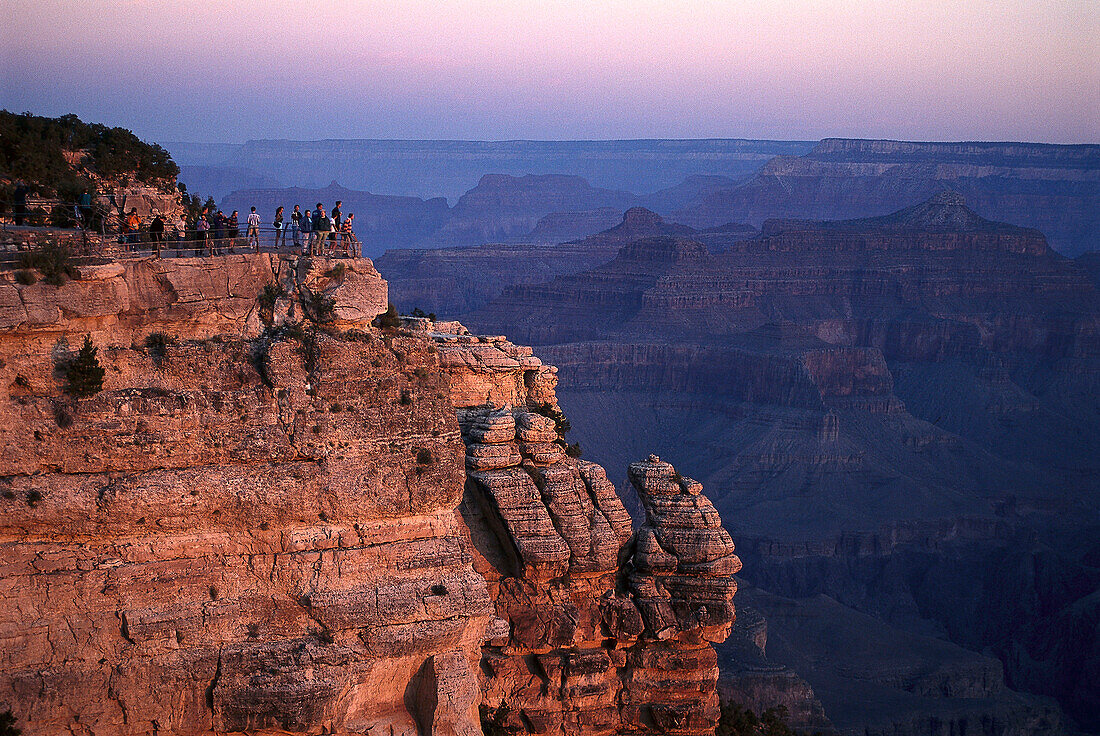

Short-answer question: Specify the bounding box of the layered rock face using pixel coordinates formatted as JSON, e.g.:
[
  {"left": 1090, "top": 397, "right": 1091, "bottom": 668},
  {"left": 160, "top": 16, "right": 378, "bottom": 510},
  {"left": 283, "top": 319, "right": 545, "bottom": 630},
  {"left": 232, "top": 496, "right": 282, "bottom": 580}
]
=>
[
  {"left": 416, "top": 324, "right": 741, "bottom": 735},
  {"left": 432, "top": 175, "right": 637, "bottom": 246},
  {"left": 670, "top": 138, "right": 1100, "bottom": 256},
  {"left": 0, "top": 255, "right": 496, "bottom": 734},
  {"left": 456, "top": 194, "right": 1100, "bottom": 729},
  {"left": 377, "top": 208, "right": 755, "bottom": 317},
  {"left": 1, "top": 256, "right": 743, "bottom": 735}
]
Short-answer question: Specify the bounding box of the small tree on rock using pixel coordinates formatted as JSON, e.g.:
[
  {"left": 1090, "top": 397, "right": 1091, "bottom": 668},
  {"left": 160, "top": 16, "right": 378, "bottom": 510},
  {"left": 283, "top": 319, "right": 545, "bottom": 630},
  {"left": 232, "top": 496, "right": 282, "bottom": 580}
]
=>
[{"left": 65, "top": 335, "right": 105, "bottom": 397}]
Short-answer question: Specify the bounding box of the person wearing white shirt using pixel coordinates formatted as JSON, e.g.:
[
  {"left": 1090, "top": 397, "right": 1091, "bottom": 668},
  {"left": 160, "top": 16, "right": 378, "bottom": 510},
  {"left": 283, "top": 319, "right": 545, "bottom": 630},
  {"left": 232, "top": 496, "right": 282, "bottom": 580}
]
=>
[{"left": 246, "top": 206, "right": 262, "bottom": 251}]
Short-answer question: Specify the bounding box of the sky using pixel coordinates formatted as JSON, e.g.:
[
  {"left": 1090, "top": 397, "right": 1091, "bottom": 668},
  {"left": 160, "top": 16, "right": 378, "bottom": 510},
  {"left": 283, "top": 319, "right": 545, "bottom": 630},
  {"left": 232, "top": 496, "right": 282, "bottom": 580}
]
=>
[{"left": 1, "top": 0, "right": 1098, "bottom": 145}]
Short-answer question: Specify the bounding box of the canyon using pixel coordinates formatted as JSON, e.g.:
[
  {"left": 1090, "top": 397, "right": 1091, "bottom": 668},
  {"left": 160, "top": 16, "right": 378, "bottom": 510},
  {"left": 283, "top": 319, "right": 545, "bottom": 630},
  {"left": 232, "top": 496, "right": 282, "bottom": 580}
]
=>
[
  {"left": 434, "top": 192, "right": 1100, "bottom": 732},
  {"left": 177, "top": 139, "right": 1098, "bottom": 258},
  {"left": 0, "top": 253, "right": 741, "bottom": 735}
]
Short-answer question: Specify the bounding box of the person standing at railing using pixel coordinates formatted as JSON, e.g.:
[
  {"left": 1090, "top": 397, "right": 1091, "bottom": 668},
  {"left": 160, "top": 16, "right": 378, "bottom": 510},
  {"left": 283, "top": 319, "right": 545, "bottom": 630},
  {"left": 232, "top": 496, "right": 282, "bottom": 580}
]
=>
[
  {"left": 149, "top": 215, "right": 165, "bottom": 257},
  {"left": 300, "top": 208, "right": 312, "bottom": 254},
  {"left": 291, "top": 204, "right": 303, "bottom": 250},
  {"left": 78, "top": 190, "right": 92, "bottom": 227},
  {"left": 211, "top": 210, "right": 225, "bottom": 255},
  {"left": 311, "top": 204, "right": 330, "bottom": 256},
  {"left": 195, "top": 213, "right": 210, "bottom": 256},
  {"left": 126, "top": 208, "right": 142, "bottom": 247},
  {"left": 340, "top": 213, "right": 360, "bottom": 258},
  {"left": 246, "top": 207, "right": 261, "bottom": 252},
  {"left": 273, "top": 206, "right": 286, "bottom": 250},
  {"left": 330, "top": 200, "right": 342, "bottom": 251},
  {"left": 174, "top": 213, "right": 187, "bottom": 256},
  {"left": 228, "top": 210, "right": 241, "bottom": 251}
]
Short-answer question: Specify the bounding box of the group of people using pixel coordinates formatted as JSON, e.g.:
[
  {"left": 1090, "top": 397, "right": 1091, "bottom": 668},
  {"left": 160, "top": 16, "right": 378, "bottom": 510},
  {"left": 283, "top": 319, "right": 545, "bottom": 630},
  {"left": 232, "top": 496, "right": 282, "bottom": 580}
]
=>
[
  {"left": 115, "top": 200, "right": 360, "bottom": 258},
  {"left": 189, "top": 200, "right": 359, "bottom": 257}
]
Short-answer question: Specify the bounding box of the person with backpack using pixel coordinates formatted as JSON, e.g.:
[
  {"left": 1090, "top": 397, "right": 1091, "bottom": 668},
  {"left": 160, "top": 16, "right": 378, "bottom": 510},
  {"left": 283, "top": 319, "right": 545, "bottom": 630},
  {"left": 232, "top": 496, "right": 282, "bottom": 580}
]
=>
[
  {"left": 247, "top": 206, "right": 262, "bottom": 251},
  {"left": 273, "top": 206, "right": 286, "bottom": 249}
]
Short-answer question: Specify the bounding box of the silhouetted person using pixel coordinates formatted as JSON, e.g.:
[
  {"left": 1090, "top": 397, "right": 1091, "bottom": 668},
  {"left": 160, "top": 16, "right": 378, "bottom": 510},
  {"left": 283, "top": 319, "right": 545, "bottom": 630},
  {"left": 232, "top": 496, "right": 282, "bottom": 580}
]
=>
[
  {"left": 78, "top": 190, "right": 92, "bottom": 227},
  {"left": 195, "top": 214, "right": 209, "bottom": 256},
  {"left": 311, "top": 204, "right": 330, "bottom": 255},
  {"left": 228, "top": 210, "right": 240, "bottom": 251},
  {"left": 330, "top": 200, "right": 341, "bottom": 248},
  {"left": 211, "top": 210, "right": 226, "bottom": 254},
  {"left": 13, "top": 183, "right": 28, "bottom": 226},
  {"left": 300, "top": 208, "right": 312, "bottom": 254},
  {"left": 149, "top": 215, "right": 165, "bottom": 257}
]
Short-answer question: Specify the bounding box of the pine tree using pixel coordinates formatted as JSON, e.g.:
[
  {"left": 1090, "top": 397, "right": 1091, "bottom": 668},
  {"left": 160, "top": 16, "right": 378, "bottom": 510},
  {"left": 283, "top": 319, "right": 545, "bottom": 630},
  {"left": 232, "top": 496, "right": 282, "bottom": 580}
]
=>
[{"left": 65, "top": 335, "right": 106, "bottom": 397}]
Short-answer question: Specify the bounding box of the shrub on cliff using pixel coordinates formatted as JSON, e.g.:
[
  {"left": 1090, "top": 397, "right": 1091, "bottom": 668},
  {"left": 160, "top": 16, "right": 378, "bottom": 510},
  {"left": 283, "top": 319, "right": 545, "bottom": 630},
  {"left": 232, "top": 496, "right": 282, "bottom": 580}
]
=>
[
  {"left": 716, "top": 702, "right": 810, "bottom": 736},
  {"left": 530, "top": 402, "right": 572, "bottom": 440},
  {"left": 64, "top": 335, "right": 105, "bottom": 397},
  {"left": 144, "top": 332, "right": 173, "bottom": 366},
  {"left": 0, "top": 709, "right": 21, "bottom": 736},
  {"left": 300, "top": 287, "right": 335, "bottom": 325},
  {"left": 18, "top": 242, "right": 77, "bottom": 286},
  {"left": 374, "top": 303, "right": 402, "bottom": 331}
]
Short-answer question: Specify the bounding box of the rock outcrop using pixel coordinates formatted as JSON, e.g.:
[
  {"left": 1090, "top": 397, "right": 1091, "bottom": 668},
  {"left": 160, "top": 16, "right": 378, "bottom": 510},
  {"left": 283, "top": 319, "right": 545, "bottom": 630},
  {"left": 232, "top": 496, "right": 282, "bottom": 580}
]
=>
[
  {"left": 0, "top": 254, "right": 492, "bottom": 734},
  {"left": 0, "top": 255, "right": 743, "bottom": 735},
  {"left": 423, "top": 325, "right": 742, "bottom": 736}
]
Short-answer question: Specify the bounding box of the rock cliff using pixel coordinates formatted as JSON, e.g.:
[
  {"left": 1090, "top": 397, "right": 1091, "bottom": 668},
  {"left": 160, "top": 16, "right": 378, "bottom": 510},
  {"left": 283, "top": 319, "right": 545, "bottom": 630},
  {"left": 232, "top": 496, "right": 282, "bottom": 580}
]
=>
[
  {"left": 669, "top": 139, "right": 1100, "bottom": 256},
  {"left": 457, "top": 194, "right": 1100, "bottom": 730},
  {"left": 0, "top": 255, "right": 740, "bottom": 734}
]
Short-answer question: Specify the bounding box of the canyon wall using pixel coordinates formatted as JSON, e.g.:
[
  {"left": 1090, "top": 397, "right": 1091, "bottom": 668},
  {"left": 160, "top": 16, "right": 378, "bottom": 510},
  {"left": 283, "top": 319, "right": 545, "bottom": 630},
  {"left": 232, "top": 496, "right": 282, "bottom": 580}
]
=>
[
  {"left": 455, "top": 194, "right": 1100, "bottom": 731},
  {"left": 0, "top": 256, "right": 741, "bottom": 735}
]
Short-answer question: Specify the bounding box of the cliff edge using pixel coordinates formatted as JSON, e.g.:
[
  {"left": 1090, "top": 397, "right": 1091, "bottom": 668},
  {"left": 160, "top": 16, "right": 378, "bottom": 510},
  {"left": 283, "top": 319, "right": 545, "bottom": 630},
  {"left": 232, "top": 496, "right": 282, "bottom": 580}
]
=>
[{"left": 0, "top": 254, "right": 740, "bottom": 735}]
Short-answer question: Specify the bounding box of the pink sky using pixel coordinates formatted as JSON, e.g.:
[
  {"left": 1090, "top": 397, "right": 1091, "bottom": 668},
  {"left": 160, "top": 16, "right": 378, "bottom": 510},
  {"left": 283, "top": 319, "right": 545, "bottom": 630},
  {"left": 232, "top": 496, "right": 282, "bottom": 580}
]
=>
[{"left": 2, "top": 0, "right": 1097, "bottom": 143}]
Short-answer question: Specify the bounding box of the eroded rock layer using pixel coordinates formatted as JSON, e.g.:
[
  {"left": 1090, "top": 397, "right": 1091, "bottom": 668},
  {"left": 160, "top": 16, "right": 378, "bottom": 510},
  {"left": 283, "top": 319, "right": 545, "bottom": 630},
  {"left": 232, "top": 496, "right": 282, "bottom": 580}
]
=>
[
  {"left": 0, "top": 256, "right": 493, "bottom": 735},
  {"left": 429, "top": 327, "right": 741, "bottom": 736},
  {"left": 1, "top": 259, "right": 742, "bottom": 735}
]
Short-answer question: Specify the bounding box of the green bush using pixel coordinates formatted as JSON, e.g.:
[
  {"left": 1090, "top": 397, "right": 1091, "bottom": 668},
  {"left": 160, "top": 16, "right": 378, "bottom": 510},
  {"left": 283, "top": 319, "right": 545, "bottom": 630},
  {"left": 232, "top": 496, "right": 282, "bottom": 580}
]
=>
[
  {"left": 0, "top": 111, "right": 178, "bottom": 195},
  {"left": 18, "top": 242, "right": 77, "bottom": 286},
  {"left": 530, "top": 402, "right": 572, "bottom": 440},
  {"left": 257, "top": 282, "right": 285, "bottom": 321},
  {"left": 374, "top": 303, "right": 402, "bottom": 330},
  {"left": 14, "top": 270, "right": 36, "bottom": 286},
  {"left": 716, "top": 702, "right": 809, "bottom": 736},
  {"left": 64, "top": 335, "right": 105, "bottom": 397},
  {"left": 300, "top": 288, "right": 335, "bottom": 324}
]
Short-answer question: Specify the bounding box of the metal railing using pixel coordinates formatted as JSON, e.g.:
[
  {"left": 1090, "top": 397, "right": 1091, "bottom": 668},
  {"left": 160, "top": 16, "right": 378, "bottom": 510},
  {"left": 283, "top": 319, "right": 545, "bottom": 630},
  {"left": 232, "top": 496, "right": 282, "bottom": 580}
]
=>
[{"left": 0, "top": 200, "right": 363, "bottom": 266}]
